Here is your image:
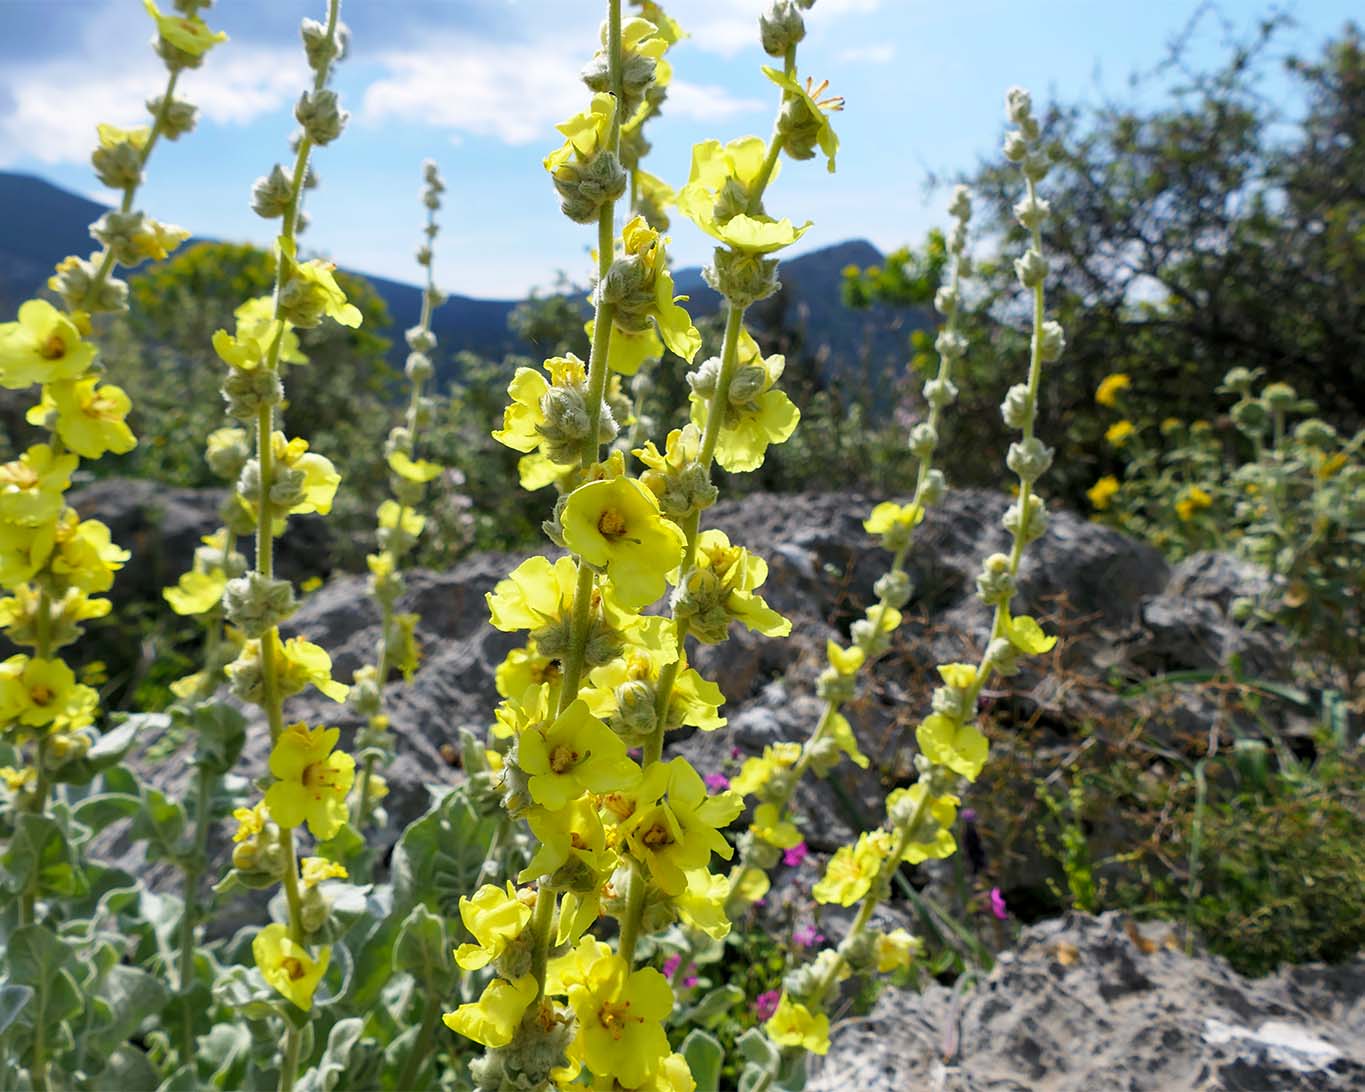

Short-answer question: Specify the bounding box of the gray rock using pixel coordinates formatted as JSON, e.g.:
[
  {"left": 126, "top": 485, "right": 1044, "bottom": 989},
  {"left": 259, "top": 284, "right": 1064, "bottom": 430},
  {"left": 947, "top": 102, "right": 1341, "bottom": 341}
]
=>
[{"left": 811, "top": 912, "right": 1365, "bottom": 1092}]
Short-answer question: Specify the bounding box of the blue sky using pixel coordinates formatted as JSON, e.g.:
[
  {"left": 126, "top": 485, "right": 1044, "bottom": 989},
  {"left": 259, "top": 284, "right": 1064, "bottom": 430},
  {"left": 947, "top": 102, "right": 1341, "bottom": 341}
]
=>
[{"left": 0, "top": 0, "right": 1357, "bottom": 298}]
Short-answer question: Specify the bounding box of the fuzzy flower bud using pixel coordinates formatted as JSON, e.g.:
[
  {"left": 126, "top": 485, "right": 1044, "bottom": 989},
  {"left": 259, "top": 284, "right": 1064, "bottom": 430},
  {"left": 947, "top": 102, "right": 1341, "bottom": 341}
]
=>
[
  {"left": 923, "top": 377, "right": 958, "bottom": 410},
  {"left": 760, "top": 0, "right": 806, "bottom": 56},
  {"left": 704, "top": 248, "right": 781, "bottom": 307},
  {"left": 1003, "top": 492, "right": 1048, "bottom": 545},
  {"left": 295, "top": 89, "right": 348, "bottom": 146},
  {"left": 405, "top": 325, "right": 437, "bottom": 354},
  {"left": 147, "top": 94, "right": 198, "bottom": 139},
  {"left": 1039, "top": 320, "right": 1065, "bottom": 363},
  {"left": 874, "top": 569, "right": 914, "bottom": 609},
  {"left": 920, "top": 469, "right": 946, "bottom": 506},
  {"left": 908, "top": 423, "right": 938, "bottom": 459},
  {"left": 300, "top": 17, "right": 348, "bottom": 70},
  {"left": 975, "top": 554, "right": 1015, "bottom": 605},
  {"left": 221, "top": 367, "right": 284, "bottom": 420},
  {"left": 1014, "top": 248, "right": 1047, "bottom": 289},
  {"left": 1006, "top": 437, "right": 1054, "bottom": 482},
  {"left": 222, "top": 572, "right": 296, "bottom": 638},
  {"left": 1000, "top": 383, "right": 1033, "bottom": 430},
  {"left": 251, "top": 165, "right": 293, "bottom": 219}
]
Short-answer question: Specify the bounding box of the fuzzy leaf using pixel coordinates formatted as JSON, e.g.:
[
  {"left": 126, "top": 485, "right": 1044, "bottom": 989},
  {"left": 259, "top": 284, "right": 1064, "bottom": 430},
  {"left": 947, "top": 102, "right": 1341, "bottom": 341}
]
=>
[
  {"left": 681, "top": 1029, "right": 724, "bottom": 1092},
  {"left": 1, "top": 813, "right": 87, "bottom": 899}
]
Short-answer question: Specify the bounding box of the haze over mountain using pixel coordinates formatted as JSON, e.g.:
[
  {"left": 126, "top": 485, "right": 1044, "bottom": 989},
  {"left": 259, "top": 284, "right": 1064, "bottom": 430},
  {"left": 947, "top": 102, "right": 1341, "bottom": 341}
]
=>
[{"left": 0, "top": 171, "right": 924, "bottom": 383}]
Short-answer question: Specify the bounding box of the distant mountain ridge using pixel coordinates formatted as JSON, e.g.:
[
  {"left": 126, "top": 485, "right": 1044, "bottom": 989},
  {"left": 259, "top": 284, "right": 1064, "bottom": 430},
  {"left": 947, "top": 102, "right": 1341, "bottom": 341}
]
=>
[{"left": 0, "top": 171, "right": 924, "bottom": 383}]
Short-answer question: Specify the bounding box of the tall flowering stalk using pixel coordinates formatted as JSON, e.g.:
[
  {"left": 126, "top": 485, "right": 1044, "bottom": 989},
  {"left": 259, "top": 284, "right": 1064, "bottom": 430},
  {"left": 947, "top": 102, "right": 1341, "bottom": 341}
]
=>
[
  {"left": 760, "top": 87, "right": 1064, "bottom": 1069},
  {"left": 443, "top": 3, "right": 838, "bottom": 1089},
  {"left": 350, "top": 160, "right": 449, "bottom": 833},
  {"left": 0, "top": 0, "right": 223, "bottom": 898},
  {"left": 726, "top": 186, "right": 975, "bottom": 915},
  {"left": 211, "top": 6, "right": 360, "bottom": 1090}
]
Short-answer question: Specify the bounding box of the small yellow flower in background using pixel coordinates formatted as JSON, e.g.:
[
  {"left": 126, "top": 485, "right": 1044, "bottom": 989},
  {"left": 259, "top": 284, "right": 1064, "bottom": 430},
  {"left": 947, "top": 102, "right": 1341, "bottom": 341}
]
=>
[
  {"left": 300, "top": 857, "right": 348, "bottom": 888},
  {"left": 252, "top": 923, "right": 329, "bottom": 1011},
  {"left": 765, "top": 993, "right": 830, "bottom": 1054},
  {"left": 826, "top": 640, "right": 865, "bottom": 677},
  {"left": 263, "top": 723, "right": 356, "bottom": 839},
  {"left": 691, "top": 329, "right": 799, "bottom": 473},
  {"left": 863, "top": 500, "right": 925, "bottom": 536},
  {"left": 1087, "top": 475, "right": 1120, "bottom": 510},
  {"left": 0, "top": 766, "right": 35, "bottom": 791},
  {"left": 232, "top": 803, "right": 269, "bottom": 843},
  {"left": 750, "top": 803, "right": 802, "bottom": 849},
  {"left": 444, "top": 974, "right": 539, "bottom": 1049},
  {"left": 887, "top": 783, "right": 960, "bottom": 864},
  {"left": 0, "top": 444, "right": 78, "bottom": 527},
  {"left": 1094, "top": 372, "right": 1130, "bottom": 407},
  {"left": 29, "top": 378, "right": 137, "bottom": 458},
  {"left": 163, "top": 568, "right": 227, "bottom": 616},
  {"left": 387, "top": 450, "right": 442, "bottom": 483},
  {"left": 1003, "top": 612, "right": 1057, "bottom": 656},
  {"left": 874, "top": 928, "right": 923, "bottom": 973},
  {"left": 0, "top": 655, "right": 93, "bottom": 729},
  {"left": 143, "top": 0, "right": 228, "bottom": 57},
  {"left": 0, "top": 300, "right": 95, "bottom": 389},
  {"left": 1160, "top": 417, "right": 1183, "bottom": 435},
  {"left": 561, "top": 477, "right": 686, "bottom": 610},
  {"left": 566, "top": 953, "right": 673, "bottom": 1087},
  {"left": 1105, "top": 420, "right": 1135, "bottom": 448},
  {"left": 1316, "top": 452, "right": 1348, "bottom": 480},
  {"left": 277, "top": 636, "right": 350, "bottom": 702},
  {"left": 1175, "top": 485, "right": 1213, "bottom": 522},
  {"left": 454, "top": 882, "right": 532, "bottom": 970},
  {"left": 269, "top": 433, "right": 340, "bottom": 516},
  {"left": 676, "top": 868, "right": 731, "bottom": 940},
  {"left": 827, "top": 710, "right": 870, "bottom": 769},
  {"left": 50, "top": 512, "right": 130, "bottom": 594},
  {"left": 813, "top": 829, "right": 890, "bottom": 906},
  {"left": 95, "top": 124, "right": 150, "bottom": 153},
  {"left": 915, "top": 713, "right": 988, "bottom": 780},
  {"left": 300, "top": 575, "right": 323, "bottom": 594}
]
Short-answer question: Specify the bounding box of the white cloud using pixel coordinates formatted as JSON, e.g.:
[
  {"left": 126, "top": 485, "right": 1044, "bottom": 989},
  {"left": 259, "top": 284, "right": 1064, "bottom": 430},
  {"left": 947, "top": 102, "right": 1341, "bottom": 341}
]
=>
[
  {"left": 362, "top": 41, "right": 584, "bottom": 145},
  {"left": 837, "top": 44, "right": 895, "bottom": 64},
  {"left": 657, "top": 80, "right": 765, "bottom": 121},
  {"left": 0, "top": 46, "right": 305, "bottom": 167},
  {"left": 685, "top": 0, "right": 885, "bottom": 57}
]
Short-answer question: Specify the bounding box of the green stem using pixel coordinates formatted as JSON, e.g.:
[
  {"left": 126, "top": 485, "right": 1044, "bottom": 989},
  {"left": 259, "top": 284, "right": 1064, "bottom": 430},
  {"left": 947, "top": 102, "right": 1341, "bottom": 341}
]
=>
[
  {"left": 279, "top": 1023, "right": 303, "bottom": 1092},
  {"left": 178, "top": 763, "right": 214, "bottom": 1060},
  {"left": 528, "top": 887, "right": 558, "bottom": 1002},
  {"left": 279, "top": 827, "right": 305, "bottom": 945},
  {"left": 616, "top": 859, "right": 645, "bottom": 965}
]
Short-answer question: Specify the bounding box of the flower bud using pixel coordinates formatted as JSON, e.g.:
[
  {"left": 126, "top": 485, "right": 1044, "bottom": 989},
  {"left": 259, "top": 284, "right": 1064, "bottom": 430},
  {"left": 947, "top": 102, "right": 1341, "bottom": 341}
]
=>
[
  {"left": 728, "top": 363, "right": 769, "bottom": 405},
  {"left": 1003, "top": 492, "right": 1048, "bottom": 545},
  {"left": 934, "top": 329, "right": 967, "bottom": 362},
  {"left": 975, "top": 554, "right": 1014, "bottom": 605},
  {"left": 923, "top": 377, "right": 958, "bottom": 410},
  {"left": 91, "top": 139, "right": 143, "bottom": 191},
  {"left": 837, "top": 928, "right": 877, "bottom": 972},
  {"left": 1006, "top": 437, "right": 1054, "bottom": 482},
  {"left": 1000, "top": 383, "right": 1032, "bottom": 430},
  {"left": 147, "top": 94, "right": 198, "bottom": 139},
  {"left": 300, "top": 17, "right": 348, "bottom": 70},
  {"left": 406, "top": 325, "right": 437, "bottom": 353},
  {"left": 920, "top": 469, "right": 946, "bottom": 506},
  {"left": 816, "top": 666, "right": 856, "bottom": 704},
  {"left": 1003, "top": 131, "right": 1029, "bottom": 162},
  {"left": 1014, "top": 248, "right": 1047, "bottom": 289},
  {"left": 687, "top": 358, "right": 721, "bottom": 400},
  {"left": 1231, "top": 399, "right": 1269, "bottom": 435},
  {"left": 1022, "top": 151, "right": 1051, "bottom": 183},
  {"left": 1039, "top": 320, "right": 1065, "bottom": 363},
  {"left": 703, "top": 248, "right": 781, "bottom": 306},
  {"left": 908, "top": 423, "right": 938, "bottom": 459},
  {"left": 251, "top": 165, "right": 293, "bottom": 219},
  {"left": 552, "top": 150, "right": 628, "bottom": 224},
  {"left": 295, "top": 89, "right": 348, "bottom": 146},
  {"left": 1293, "top": 418, "right": 1336, "bottom": 448},
  {"left": 221, "top": 367, "right": 284, "bottom": 420},
  {"left": 1014, "top": 194, "right": 1049, "bottom": 231},
  {"left": 1262, "top": 382, "right": 1297, "bottom": 413},
  {"left": 90, "top": 210, "right": 147, "bottom": 267},
  {"left": 760, "top": 0, "right": 806, "bottom": 56},
  {"left": 220, "top": 492, "right": 257, "bottom": 537},
  {"left": 223, "top": 572, "right": 296, "bottom": 637},
  {"left": 987, "top": 636, "right": 1021, "bottom": 677}
]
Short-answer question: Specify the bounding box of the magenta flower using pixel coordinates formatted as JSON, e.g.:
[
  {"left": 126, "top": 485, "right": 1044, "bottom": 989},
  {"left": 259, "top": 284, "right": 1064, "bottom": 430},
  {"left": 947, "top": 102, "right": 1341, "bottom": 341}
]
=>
[
  {"left": 782, "top": 840, "right": 808, "bottom": 867},
  {"left": 663, "top": 954, "right": 682, "bottom": 977},
  {"left": 754, "top": 989, "right": 781, "bottom": 1021},
  {"left": 704, "top": 772, "right": 731, "bottom": 791},
  {"left": 730, "top": 746, "right": 742, "bottom": 760},
  {"left": 792, "top": 924, "right": 825, "bottom": 950},
  {"left": 990, "top": 887, "right": 1008, "bottom": 920}
]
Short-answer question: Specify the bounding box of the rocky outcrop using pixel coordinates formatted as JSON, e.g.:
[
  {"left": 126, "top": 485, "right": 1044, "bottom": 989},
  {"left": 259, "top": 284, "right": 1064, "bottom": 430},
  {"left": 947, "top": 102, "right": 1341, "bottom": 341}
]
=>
[{"left": 810, "top": 912, "right": 1365, "bottom": 1091}]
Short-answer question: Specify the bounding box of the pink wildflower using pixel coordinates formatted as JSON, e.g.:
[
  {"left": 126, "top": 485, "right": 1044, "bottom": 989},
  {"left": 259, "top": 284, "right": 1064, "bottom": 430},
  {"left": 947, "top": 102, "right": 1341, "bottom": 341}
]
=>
[
  {"left": 990, "top": 887, "right": 1008, "bottom": 920},
  {"left": 704, "top": 772, "right": 730, "bottom": 791},
  {"left": 754, "top": 989, "right": 781, "bottom": 1021},
  {"left": 792, "top": 924, "right": 824, "bottom": 949},
  {"left": 783, "top": 840, "right": 808, "bottom": 867}
]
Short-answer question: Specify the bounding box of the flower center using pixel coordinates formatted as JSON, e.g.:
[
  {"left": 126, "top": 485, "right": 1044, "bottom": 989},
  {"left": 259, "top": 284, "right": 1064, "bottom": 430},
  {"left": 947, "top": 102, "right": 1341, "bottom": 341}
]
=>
[
  {"left": 549, "top": 744, "right": 579, "bottom": 774},
  {"left": 302, "top": 761, "right": 339, "bottom": 797},
  {"left": 281, "top": 956, "right": 307, "bottom": 981},
  {"left": 30, "top": 685, "right": 54, "bottom": 707},
  {"left": 39, "top": 333, "right": 67, "bottom": 361},
  {"left": 598, "top": 999, "right": 634, "bottom": 1040},
  {"left": 0, "top": 462, "right": 39, "bottom": 490},
  {"left": 597, "top": 508, "right": 628, "bottom": 539},
  {"left": 599, "top": 793, "right": 635, "bottom": 821},
  {"left": 84, "top": 391, "right": 119, "bottom": 420},
  {"left": 641, "top": 822, "right": 672, "bottom": 848}
]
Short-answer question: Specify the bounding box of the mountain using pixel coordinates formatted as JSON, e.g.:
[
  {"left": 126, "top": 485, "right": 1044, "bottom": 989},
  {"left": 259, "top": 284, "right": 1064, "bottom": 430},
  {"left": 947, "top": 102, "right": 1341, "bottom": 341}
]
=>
[{"left": 0, "top": 171, "right": 925, "bottom": 385}]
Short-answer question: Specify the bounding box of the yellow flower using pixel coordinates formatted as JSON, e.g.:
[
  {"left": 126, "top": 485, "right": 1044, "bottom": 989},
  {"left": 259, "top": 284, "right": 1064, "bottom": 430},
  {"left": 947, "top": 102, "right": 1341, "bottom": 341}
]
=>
[
  {"left": 827, "top": 711, "right": 869, "bottom": 769},
  {"left": 278, "top": 636, "right": 350, "bottom": 702},
  {"left": 864, "top": 501, "right": 924, "bottom": 536},
  {"left": 1087, "top": 475, "right": 1120, "bottom": 511},
  {"left": 0, "top": 444, "right": 78, "bottom": 527},
  {"left": 1175, "top": 485, "right": 1213, "bottom": 522},
  {"left": 387, "top": 450, "right": 441, "bottom": 483},
  {"left": 487, "top": 556, "right": 579, "bottom": 633},
  {"left": 826, "top": 640, "right": 865, "bottom": 677},
  {"left": 454, "top": 882, "right": 533, "bottom": 971},
  {"left": 1004, "top": 612, "right": 1057, "bottom": 656},
  {"left": 690, "top": 329, "right": 798, "bottom": 473},
  {"left": 1105, "top": 420, "right": 1135, "bottom": 448},
  {"left": 518, "top": 699, "right": 641, "bottom": 811},
  {"left": 269, "top": 433, "right": 340, "bottom": 516},
  {"left": 263, "top": 723, "right": 356, "bottom": 839},
  {"left": 622, "top": 757, "right": 743, "bottom": 896},
  {"left": 765, "top": 993, "right": 830, "bottom": 1055},
  {"left": 50, "top": 512, "right": 129, "bottom": 594},
  {"left": 586, "top": 632, "right": 724, "bottom": 735},
  {"left": 519, "top": 798, "right": 613, "bottom": 916},
  {"left": 1094, "top": 372, "right": 1131, "bottom": 408},
  {"left": 751, "top": 803, "right": 802, "bottom": 849},
  {"left": 143, "top": 0, "right": 227, "bottom": 56},
  {"left": 604, "top": 217, "right": 701, "bottom": 374},
  {"left": 163, "top": 568, "right": 227, "bottom": 616},
  {"left": 29, "top": 378, "right": 136, "bottom": 458},
  {"left": 561, "top": 478, "right": 685, "bottom": 610},
  {"left": 253, "top": 924, "right": 329, "bottom": 1011},
  {"left": 675, "top": 868, "right": 731, "bottom": 940},
  {"left": 0, "top": 522, "right": 54, "bottom": 587},
  {"left": 300, "top": 857, "right": 348, "bottom": 888},
  {"left": 915, "top": 714, "right": 988, "bottom": 781},
  {"left": 545, "top": 93, "right": 617, "bottom": 179},
  {"left": 444, "top": 974, "right": 538, "bottom": 1049},
  {"left": 278, "top": 239, "right": 363, "bottom": 329},
  {"left": 566, "top": 953, "right": 673, "bottom": 1087},
  {"left": 874, "top": 928, "right": 923, "bottom": 973},
  {"left": 678, "top": 137, "right": 810, "bottom": 254},
  {"left": 731, "top": 742, "right": 802, "bottom": 797},
  {"left": 0, "top": 655, "right": 96, "bottom": 730},
  {"left": 762, "top": 68, "right": 843, "bottom": 172},
  {"left": 0, "top": 766, "right": 35, "bottom": 792},
  {"left": 887, "top": 784, "right": 959, "bottom": 864},
  {"left": 812, "top": 830, "right": 890, "bottom": 906},
  {"left": 232, "top": 802, "right": 269, "bottom": 843},
  {"left": 495, "top": 642, "right": 562, "bottom": 700},
  {"left": 0, "top": 300, "right": 95, "bottom": 390}
]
